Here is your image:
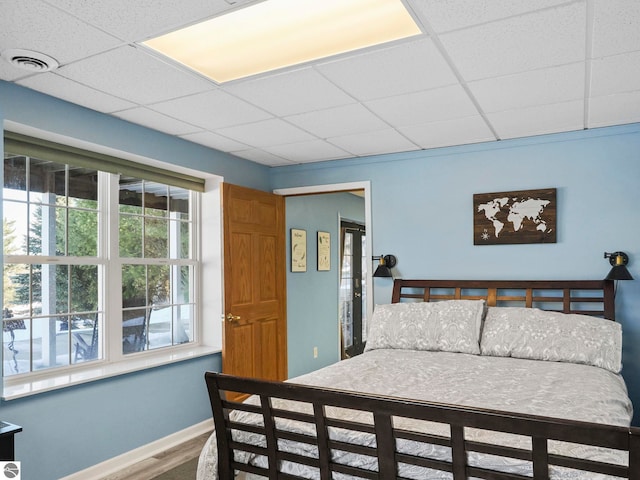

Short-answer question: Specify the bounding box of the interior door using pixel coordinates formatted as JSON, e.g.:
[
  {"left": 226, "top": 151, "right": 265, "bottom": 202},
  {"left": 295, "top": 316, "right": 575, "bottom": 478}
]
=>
[
  {"left": 222, "top": 183, "right": 287, "bottom": 393},
  {"left": 340, "top": 221, "right": 367, "bottom": 358}
]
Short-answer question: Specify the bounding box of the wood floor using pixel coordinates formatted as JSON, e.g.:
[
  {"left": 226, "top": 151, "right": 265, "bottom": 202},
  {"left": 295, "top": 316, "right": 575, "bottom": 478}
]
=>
[{"left": 98, "top": 431, "right": 212, "bottom": 480}]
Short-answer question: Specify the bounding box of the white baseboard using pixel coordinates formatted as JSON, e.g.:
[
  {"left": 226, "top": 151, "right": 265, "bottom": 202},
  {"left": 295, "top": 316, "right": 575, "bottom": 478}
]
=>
[{"left": 60, "top": 419, "right": 214, "bottom": 480}]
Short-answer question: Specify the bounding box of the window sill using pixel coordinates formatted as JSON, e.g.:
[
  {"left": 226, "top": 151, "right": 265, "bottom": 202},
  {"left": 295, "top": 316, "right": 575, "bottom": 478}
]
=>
[{"left": 2, "top": 345, "right": 221, "bottom": 401}]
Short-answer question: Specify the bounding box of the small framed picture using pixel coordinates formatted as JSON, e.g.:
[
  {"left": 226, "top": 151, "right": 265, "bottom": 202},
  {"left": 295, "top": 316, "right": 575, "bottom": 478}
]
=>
[
  {"left": 291, "top": 228, "right": 307, "bottom": 272},
  {"left": 317, "top": 231, "right": 330, "bottom": 271}
]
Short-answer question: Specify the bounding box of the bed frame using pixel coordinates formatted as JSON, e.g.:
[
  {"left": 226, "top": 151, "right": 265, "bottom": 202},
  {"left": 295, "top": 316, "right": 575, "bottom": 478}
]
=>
[{"left": 205, "top": 279, "right": 639, "bottom": 480}]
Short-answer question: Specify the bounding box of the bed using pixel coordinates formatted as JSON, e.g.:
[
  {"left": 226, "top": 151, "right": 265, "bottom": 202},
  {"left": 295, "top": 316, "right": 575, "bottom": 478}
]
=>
[{"left": 198, "top": 279, "right": 639, "bottom": 480}]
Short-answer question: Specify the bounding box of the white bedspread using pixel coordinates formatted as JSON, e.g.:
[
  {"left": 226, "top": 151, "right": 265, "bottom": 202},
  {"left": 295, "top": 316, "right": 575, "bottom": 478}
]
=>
[{"left": 197, "top": 349, "right": 633, "bottom": 479}]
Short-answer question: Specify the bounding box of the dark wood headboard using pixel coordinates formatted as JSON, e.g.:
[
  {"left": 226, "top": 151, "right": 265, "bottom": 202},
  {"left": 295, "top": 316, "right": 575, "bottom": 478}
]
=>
[{"left": 391, "top": 279, "right": 615, "bottom": 320}]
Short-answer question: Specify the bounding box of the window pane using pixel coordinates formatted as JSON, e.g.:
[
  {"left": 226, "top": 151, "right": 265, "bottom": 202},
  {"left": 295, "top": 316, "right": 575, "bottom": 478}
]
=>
[
  {"left": 68, "top": 209, "right": 98, "bottom": 256},
  {"left": 175, "top": 304, "right": 194, "bottom": 344},
  {"left": 32, "top": 316, "right": 70, "bottom": 371},
  {"left": 3, "top": 155, "right": 27, "bottom": 202},
  {"left": 29, "top": 159, "right": 66, "bottom": 205},
  {"left": 180, "top": 221, "right": 190, "bottom": 259},
  {"left": 3, "top": 201, "right": 28, "bottom": 255},
  {"left": 72, "top": 313, "right": 100, "bottom": 364},
  {"left": 144, "top": 183, "right": 168, "bottom": 217},
  {"left": 176, "top": 266, "right": 191, "bottom": 303},
  {"left": 68, "top": 167, "right": 98, "bottom": 204},
  {"left": 4, "top": 264, "right": 40, "bottom": 316},
  {"left": 55, "top": 207, "right": 67, "bottom": 256},
  {"left": 169, "top": 186, "right": 190, "bottom": 221},
  {"left": 148, "top": 265, "right": 170, "bottom": 305},
  {"left": 145, "top": 217, "right": 168, "bottom": 258},
  {"left": 119, "top": 214, "right": 142, "bottom": 257},
  {"left": 148, "top": 306, "right": 172, "bottom": 349},
  {"left": 122, "top": 264, "right": 147, "bottom": 307},
  {"left": 26, "top": 205, "right": 42, "bottom": 255},
  {"left": 119, "top": 177, "right": 143, "bottom": 214},
  {"left": 50, "top": 264, "right": 69, "bottom": 314},
  {"left": 3, "top": 263, "right": 30, "bottom": 314},
  {"left": 70, "top": 265, "right": 99, "bottom": 312},
  {"left": 122, "top": 308, "right": 147, "bottom": 354},
  {"left": 3, "top": 317, "right": 30, "bottom": 376}
]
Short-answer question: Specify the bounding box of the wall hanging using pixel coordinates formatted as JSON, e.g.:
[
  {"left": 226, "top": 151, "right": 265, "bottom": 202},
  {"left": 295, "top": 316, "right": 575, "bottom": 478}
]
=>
[{"left": 473, "top": 188, "right": 556, "bottom": 245}]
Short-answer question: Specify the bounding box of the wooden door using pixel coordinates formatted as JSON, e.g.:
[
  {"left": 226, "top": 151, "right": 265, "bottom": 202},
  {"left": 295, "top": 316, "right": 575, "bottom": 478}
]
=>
[{"left": 222, "top": 183, "right": 287, "bottom": 388}]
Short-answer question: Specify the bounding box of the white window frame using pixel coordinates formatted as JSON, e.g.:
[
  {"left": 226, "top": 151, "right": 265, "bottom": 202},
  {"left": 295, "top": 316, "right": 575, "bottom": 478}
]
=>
[{"left": 2, "top": 132, "right": 222, "bottom": 400}]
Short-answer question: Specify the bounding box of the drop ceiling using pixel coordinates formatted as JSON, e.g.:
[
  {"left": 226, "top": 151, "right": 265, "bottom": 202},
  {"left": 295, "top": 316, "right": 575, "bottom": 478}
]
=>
[{"left": 1, "top": 0, "right": 639, "bottom": 167}]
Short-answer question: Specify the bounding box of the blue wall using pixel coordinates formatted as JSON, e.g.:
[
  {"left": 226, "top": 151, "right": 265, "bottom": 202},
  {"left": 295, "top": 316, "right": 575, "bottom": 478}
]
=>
[
  {"left": 3, "top": 356, "right": 220, "bottom": 480},
  {"left": 272, "top": 124, "right": 640, "bottom": 426},
  {"left": 285, "top": 192, "right": 365, "bottom": 377}
]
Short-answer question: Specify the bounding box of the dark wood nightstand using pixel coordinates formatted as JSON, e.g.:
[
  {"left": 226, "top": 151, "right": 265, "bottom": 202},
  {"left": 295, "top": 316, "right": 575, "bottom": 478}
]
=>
[{"left": 0, "top": 422, "right": 22, "bottom": 461}]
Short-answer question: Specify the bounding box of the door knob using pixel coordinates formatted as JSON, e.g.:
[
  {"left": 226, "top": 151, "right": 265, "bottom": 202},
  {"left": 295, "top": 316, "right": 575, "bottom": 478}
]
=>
[
  {"left": 354, "top": 292, "right": 361, "bottom": 298},
  {"left": 226, "top": 313, "right": 241, "bottom": 322}
]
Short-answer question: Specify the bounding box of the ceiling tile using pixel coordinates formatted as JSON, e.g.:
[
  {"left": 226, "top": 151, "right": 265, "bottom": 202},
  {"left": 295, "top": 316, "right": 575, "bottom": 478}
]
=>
[
  {"left": 316, "top": 37, "right": 458, "bottom": 101},
  {"left": 113, "top": 107, "right": 199, "bottom": 135},
  {"left": 57, "top": 46, "right": 213, "bottom": 104},
  {"left": 285, "top": 104, "right": 389, "bottom": 138},
  {"left": 0, "top": 61, "right": 37, "bottom": 82},
  {"left": 180, "top": 131, "right": 250, "bottom": 152},
  {"left": 399, "top": 116, "right": 495, "bottom": 149},
  {"left": 17, "top": 73, "right": 136, "bottom": 113},
  {"left": 440, "top": 2, "right": 586, "bottom": 81},
  {"left": 230, "top": 149, "right": 293, "bottom": 167},
  {"left": 47, "top": 0, "right": 242, "bottom": 42},
  {"left": 592, "top": 0, "right": 640, "bottom": 58},
  {"left": 411, "top": 0, "right": 570, "bottom": 33},
  {"left": 468, "top": 63, "right": 584, "bottom": 113},
  {"left": 265, "top": 140, "right": 351, "bottom": 164},
  {"left": 1, "top": 1, "right": 122, "bottom": 64},
  {"left": 365, "top": 85, "right": 478, "bottom": 127},
  {"left": 151, "top": 89, "right": 272, "bottom": 129},
  {"left": 487, "top": 100, "right": 584, "bottom": 139},
  {"left": 226, "top": 68, "right": 355, "bottom": 117},
  {"left": 590, "top": 51, "right": 640, "bottom": 97},
  {"left": 588, "top": 92, "right": 640, "bottom": 128},
  {"left": 217, "top": 119, "right": 316, "bottom": 148},
  {"left": 328, "top": 129, "right": 419, "bottom": 157}
]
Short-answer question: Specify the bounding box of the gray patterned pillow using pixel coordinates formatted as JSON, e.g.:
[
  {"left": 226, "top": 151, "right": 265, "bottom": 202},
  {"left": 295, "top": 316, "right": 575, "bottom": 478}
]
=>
[
  {"left": 365, "top": 300, "right": 486, "bottom": 355},
  {"left": 480, "top": 307, "right": 622, "bottom": 373}
]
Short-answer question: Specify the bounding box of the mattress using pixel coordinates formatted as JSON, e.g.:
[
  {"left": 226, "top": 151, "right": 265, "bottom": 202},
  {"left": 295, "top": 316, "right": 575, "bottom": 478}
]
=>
[{"left": 197, "top": 349, "right": 633, "bottom": 479}]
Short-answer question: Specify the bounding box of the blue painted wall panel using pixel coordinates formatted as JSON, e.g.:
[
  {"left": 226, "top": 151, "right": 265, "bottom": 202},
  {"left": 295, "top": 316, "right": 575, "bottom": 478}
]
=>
[{"left": 1, "top": 355, "right": 220, "bottom": 480}]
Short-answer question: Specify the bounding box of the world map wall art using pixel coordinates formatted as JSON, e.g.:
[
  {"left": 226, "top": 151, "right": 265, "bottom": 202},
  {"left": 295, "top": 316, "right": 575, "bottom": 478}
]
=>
[{"left": 473, "top": 188, "right": 557, "bottom": 245}]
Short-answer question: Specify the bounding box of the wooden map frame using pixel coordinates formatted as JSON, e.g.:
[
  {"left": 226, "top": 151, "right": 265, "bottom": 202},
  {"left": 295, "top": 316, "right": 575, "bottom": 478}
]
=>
[{"left": 473, "top": 188, "right": 556, "bottom": 245}]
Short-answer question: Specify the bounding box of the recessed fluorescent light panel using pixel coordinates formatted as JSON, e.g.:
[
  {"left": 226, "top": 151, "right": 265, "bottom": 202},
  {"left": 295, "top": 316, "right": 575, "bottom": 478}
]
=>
[{"left": 142, "top": 0, "right": 422, "bottom": 83}]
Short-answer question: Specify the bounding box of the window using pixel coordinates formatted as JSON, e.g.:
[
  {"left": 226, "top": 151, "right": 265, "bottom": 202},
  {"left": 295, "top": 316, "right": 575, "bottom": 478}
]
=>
[{"left": 2, "top": 135, "right": 201, "bottom": 380}]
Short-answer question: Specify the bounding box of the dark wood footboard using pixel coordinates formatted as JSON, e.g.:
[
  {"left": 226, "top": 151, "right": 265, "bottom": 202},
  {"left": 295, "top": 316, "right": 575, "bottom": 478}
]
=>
[{"left": 205, "top": 372, "right": 640, "bottom": 480}]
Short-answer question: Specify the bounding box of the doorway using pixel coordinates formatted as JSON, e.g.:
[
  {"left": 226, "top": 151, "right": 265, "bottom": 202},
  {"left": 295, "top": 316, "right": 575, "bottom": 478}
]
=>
[
  {"left": 340, "top": 220, "right": 367, "bottom": 358},
  {"left": 274, "top": 181, "right": 372, "bottom": 375}
]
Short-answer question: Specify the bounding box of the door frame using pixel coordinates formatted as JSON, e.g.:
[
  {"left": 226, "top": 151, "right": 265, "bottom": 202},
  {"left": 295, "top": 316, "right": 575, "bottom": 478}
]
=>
[{"left": 273, "top": 181, "right": 372, "bottom": 362}]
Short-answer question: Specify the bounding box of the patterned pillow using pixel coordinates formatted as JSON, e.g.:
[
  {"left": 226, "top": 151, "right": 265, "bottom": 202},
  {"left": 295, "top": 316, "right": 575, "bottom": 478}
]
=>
[
  {"left": 364, "top": 300, "right": 486, "bottom": 355},
  {"left": 480, "top": 307, "right": 622, "bottom": 373}
]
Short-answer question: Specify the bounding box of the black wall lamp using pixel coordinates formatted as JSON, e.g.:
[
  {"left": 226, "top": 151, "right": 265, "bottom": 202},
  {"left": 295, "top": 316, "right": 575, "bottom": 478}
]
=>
[
  {"left": 372, "top": 254, "right": 397, "bottom": 278},
  {"left": 603, "top": 251, "right": 633, "bottom": 281}
]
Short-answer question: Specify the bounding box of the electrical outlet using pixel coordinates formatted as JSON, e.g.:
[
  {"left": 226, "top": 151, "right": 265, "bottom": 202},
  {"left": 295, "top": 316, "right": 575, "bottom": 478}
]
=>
[{"left": 313, "top": 346, "right": 318, "bottom": 358}]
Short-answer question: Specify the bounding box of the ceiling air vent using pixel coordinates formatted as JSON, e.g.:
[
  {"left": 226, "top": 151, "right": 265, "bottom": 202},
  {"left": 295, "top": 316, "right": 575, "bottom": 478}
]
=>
[{"left": 1, "top": 49, "right": 59, "bottom": 72}]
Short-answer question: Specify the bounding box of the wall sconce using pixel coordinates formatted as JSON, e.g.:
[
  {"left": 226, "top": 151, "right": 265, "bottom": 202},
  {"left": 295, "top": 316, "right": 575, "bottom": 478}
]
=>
[
  {"left": 603, "top": 251, "right": 633, "bottom": 280},
  {"left": 372, "top": 254, "right": 397, "bottom": 278}
]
